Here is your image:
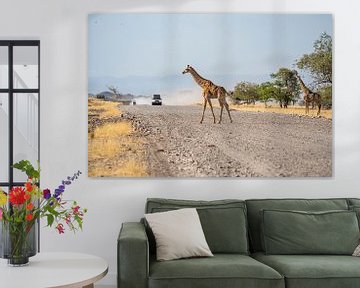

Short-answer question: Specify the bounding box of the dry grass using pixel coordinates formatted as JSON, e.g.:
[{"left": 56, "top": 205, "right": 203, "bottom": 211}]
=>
[
  {"left": 230, "top": 104, "right": 332, "bottom": 119},
  {"left": 88, "top": 139, "right": 125, "bottom": 159},
  {"left": 89, "top": 159, "right": 147, "bottom": 177},
  {"left": 88, "top": 98, "right": 121, "bottom": 119},
  {"left": 88, "top": 98, "right": 148, "bottom": 177},
  {"left": 94, "top": 122, "right": 132, "bottom": 138},
  {"left": 88, "top": 123, "right": 138, "bottom": 160}
]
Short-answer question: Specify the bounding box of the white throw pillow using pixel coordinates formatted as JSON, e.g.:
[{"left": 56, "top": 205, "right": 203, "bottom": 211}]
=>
[
  {"left": 353, "top": 244, "right": 360, "bottom": 256},
  {"left": 145, "top": 208, "right": 213, "bottom": 261}
]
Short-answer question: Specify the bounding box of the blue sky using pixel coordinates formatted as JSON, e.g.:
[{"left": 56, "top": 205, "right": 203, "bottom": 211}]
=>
[{"left": 88, "top": 13, "right": 332, "bottom": 99}]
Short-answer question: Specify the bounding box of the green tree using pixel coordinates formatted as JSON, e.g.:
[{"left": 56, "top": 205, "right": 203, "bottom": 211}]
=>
[
  {"left": 296, "top": 32, "right": 332, "bottom": 85},
  {"left": 232, "top": 82, "right": 259, "bottom": 104},
  {"left": 270, "top": 68, "right": 300, "bottom": 108},
  {"left": 257, "top": 82, "right": 278, "bottom": 107},
  {"left": 319, "top": 85, "right": 332, "bottom": 109}
]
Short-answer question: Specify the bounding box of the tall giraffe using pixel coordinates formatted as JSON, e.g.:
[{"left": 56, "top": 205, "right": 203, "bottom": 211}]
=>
[
  {"left": 182, "top": 65, "right": 233, "bottom": 124},
  {"left": 293, "top": 70, "right": 321, "bottom": 115}
]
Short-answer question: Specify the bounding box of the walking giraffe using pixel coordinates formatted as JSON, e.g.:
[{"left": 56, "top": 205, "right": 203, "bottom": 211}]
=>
[
  {"left": 182, "top": 65, "right": 233, "bottom": 124},
  {"left": 293, "top": 70, "right": 322, "bottom": 115}
]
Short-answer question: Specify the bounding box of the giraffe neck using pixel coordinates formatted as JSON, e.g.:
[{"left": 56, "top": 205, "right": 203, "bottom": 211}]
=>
[
  {"left": 296, "top": 75, "right": 311, "bottom": 94},
  {"left": 188, "top": 68, "right": 211, "bottom": 88}
]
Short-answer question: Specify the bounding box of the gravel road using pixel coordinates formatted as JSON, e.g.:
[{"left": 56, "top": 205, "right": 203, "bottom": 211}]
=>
[{"left": 122, "top": 105, "right": 332, "bottom": 177}]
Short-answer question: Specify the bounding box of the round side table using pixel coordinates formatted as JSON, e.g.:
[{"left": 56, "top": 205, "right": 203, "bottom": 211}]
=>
[{"left": 0, "top": 252, "right": 108, "bottom": 288}]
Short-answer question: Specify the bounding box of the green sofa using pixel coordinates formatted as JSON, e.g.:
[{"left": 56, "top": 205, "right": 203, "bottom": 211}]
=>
[{"left": 118, "top": 198, "right": 360, "bottom": 288}]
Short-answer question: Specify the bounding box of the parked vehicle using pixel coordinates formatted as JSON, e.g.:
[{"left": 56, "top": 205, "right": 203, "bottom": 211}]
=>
[{"left": 152, "top": 94, "right": 162, "bottom": 105}]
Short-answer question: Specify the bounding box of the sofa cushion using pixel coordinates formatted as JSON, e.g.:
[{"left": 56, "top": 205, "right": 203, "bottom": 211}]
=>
[
  {"left": 146, "top": 198, "right": 249, "bottom": 254},
  {"left": 347, "top": 198, "right": 360, "bottom": 207},
  {"left": 349, "top": 205, "right": 360, "bottom": 228},
  {"left": 145, "top": 208, "right": 213, "bottom": 261},
  {"left": 149, "top": 254, "right": 284, "bottom": 288},
  {"left": 261, "top": 209, "right": 359, "bottom": 255},
  {"left": 246, "top": 198, "right": 349, "bottom": 252},
  {"left": 346, "top": 199, "right": 360, "bottom": 229},
  {"left": 252, "top": 252, "right": 360, "bottom": 288}
]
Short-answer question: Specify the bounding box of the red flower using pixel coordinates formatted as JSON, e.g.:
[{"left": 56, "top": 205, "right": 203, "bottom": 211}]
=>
[
  {"left": 56, "top": 223, "right": 65, "bottom": 234},
  {"left": 24, "top": 193, "right": 31, "bottom": 200},
  {"left": 65, "top": 214, "right": 71, "bottom": 225},
  {"left": 9, "top": 187, "right": 26, "bottom": 205},
  {"left": 26, "top": 203, "right": 34, "bottom": 210},
  {"left": 26, "top": 214, "right": 33, "bottom": 221},
  {"left": 72, "top": 205, "right": 80, "bottom": 215},
  {"left": 25, "top": 182, "right": 33, "bottom": 192}
]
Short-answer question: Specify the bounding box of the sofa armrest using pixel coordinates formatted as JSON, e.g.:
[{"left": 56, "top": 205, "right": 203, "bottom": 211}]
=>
[{"left": 118, "top": 222, "right": 149, "bottom": 288}]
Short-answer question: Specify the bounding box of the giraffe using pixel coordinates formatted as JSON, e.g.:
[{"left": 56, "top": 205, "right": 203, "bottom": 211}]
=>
[
  {"left": 182, "top": 65, "right": 233, "bottom": 124},
  {"left": 293, "top": 70, "right": 321, "bottom": 115}
]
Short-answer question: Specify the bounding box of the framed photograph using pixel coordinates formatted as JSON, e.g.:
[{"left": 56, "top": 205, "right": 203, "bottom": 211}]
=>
[{"left": 88, "top": 13, "right": 332, "bottom": 177}]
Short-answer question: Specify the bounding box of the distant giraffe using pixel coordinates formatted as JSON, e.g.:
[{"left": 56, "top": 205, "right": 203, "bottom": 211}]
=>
[
  {"left": 294, "top": 70, "right": 321, "bottom": 115},
  {"left": 182, "top": 65, "right": 233, "bottom": 124}
]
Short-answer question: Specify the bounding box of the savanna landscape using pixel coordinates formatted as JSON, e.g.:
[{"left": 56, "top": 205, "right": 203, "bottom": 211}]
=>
[
  {"left": 88, "top": 100, "right": 332, "bottom": 177},
  {"left": 88, "top": 14, "right": 332, "bottom": 177},
  {"left": 88, "top": 99, "right": 147, "bottom": 177}
]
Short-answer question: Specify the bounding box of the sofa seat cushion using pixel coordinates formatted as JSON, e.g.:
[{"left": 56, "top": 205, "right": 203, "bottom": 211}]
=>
[
  {"left": 149, "top": 254, "right": 284, "bottom": 288},
  {"left": 252, "top": 252, "right": 360, "bottom": 288}
]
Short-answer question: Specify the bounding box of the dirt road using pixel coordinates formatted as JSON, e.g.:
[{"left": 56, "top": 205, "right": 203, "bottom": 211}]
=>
[{"left": 122, "top": 105, "right": 332, "bottom": 177}]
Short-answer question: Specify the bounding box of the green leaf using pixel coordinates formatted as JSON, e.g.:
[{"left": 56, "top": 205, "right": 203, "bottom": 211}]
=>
[
  {"left": 12, "top": 160, "right": 40, "bottom": 180},
  {"left": 45, "top": 205, "right": 60, "bottom": 217},
  {"left": 47, "top": 214, "right": 55, "bottom": 227}
]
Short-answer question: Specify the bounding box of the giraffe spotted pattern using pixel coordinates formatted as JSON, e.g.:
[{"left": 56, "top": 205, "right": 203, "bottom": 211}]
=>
[{"left": 182, "top": 65, "right": 233, "bottom": 124}]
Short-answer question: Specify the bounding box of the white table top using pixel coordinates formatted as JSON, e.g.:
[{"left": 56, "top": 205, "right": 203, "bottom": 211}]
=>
[{"left": 0, "top": 252, "right": 108, "bottom": 288}]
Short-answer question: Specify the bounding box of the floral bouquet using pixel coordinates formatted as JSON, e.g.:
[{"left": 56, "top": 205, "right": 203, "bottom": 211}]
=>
[{"left": 0, "top": 160, "right": 87, "bottom": 265}]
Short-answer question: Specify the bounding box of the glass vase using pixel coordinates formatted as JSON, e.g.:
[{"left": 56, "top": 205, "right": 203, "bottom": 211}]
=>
[{"left": 0, "top": 220, "right": 37, "bottom": 266}]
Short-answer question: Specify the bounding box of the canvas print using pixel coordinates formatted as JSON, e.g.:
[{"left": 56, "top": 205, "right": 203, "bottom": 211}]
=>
[{"left": 88, "top": 13, "right": 332, "bottom": 177}]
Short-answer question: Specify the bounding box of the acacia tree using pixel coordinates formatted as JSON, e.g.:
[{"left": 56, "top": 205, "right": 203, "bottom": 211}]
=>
[
  {"left": 319, "top": 85, "right": 332, "bottom": 109},
  {"left": 270, "top": 68, "right": 300, "bottom": 108},
  {"left": 257, "top": 82, "right": 279, "bottom": 107},
  {"left": 296, "top": 32, "right": 332, "bottom": 85},
  {"left": 232, "top": 82, "right": 259, "bottom": 104},
  {"left": 108, "top": 85, "right": 121, "bottom": 97}
]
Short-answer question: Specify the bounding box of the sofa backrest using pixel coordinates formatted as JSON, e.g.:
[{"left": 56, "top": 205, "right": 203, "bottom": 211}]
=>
[
  {"left": 145, "top": 198, "right": 249, "bottom": 255},
  {"left": 348, "top": 198, "right": 360, "bottom": 207},
  {"left": 245, "top": 198, "right": 349, "bottom": 252}
]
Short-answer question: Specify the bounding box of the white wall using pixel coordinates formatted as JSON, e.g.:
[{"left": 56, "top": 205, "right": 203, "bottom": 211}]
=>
[
  {"left": 1, "top": 0, "right": 360, "bottom": 286},
  {"left": 0, "top": 108, "right": 8, "bottom": 182}
]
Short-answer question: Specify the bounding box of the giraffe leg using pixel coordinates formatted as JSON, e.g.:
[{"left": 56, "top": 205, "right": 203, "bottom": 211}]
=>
[
  {"left": 224, "top": 102, "right": 233, "bottom": 123},
  {"left": 305, "top": 102, "right": 309, "bottom": 114},
  {"left": 218, "top": 101, "right": 224, "bottom": 124},
  {"left": 217, "top": 92, "right": 224, "bottom": 124},
  {"left": 200, "top": 98, "right": 207, "bottom": 124},
  {"left": 207, "top": 99, "right": 216, "bottom": 124},
  {"left": 317, "top": 102, "right": 321, "bottom": 116}
]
